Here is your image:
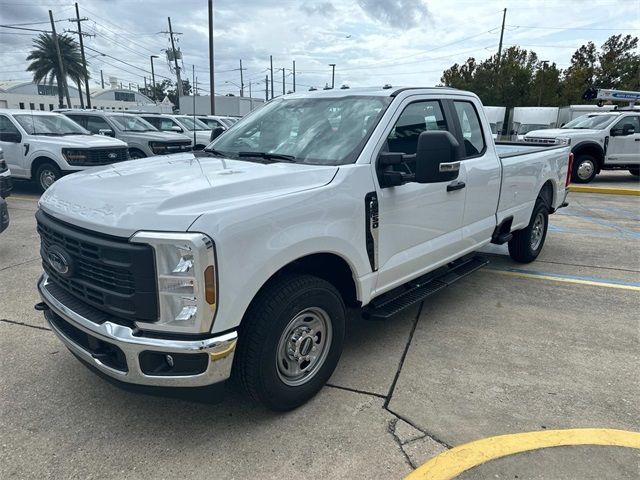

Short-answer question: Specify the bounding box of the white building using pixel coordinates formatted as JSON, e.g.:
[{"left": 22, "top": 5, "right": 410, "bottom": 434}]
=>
[
  {"left": 0, "top": 79, "right": 163, "bottom": 112},
  {"left": 178, "top": 94, "right": 264, "bottom": 117}
]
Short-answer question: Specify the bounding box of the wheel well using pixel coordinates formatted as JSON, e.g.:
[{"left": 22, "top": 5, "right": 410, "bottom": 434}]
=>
[
  {"left": 129, "top": 148, "right": 146, "bottom": 157},
  {"left": 260, "top": 253, "right": 359, "bottom": 308},
  {"left": 30, "top": 156, "right": 59, "bottom": 180},
  {"left": 538, "top": 180, "right": 554, "bottom": 209},
  {"left": 572, "top": 143, "right": 604, "bottom": 169}
]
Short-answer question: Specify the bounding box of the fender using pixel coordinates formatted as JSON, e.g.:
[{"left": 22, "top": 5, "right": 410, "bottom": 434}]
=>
[
  {"left": 26, "top": 151, "right": 67, "bottom": 179},
  {"left": 571, "top": 140, "right": 604, "bottom": 160}
]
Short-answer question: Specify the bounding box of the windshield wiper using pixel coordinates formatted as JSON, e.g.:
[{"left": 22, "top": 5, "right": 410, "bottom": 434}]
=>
[
  {"left": 202, "top": 147, "right": 229, "bottom": 157},
  {"left": 237, "top": 151, "right": 296, "bottom": 163}
]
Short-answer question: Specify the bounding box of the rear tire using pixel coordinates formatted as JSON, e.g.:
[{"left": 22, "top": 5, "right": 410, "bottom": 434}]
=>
[
  {"left": 629, "top": 168, "right": 639, "bottom": 177},
  {"left": 508, "top": 199, "right": 549, "bottom": 263},
  {"left": 572, "top": 154, "right": 597, "bottom": 183},
  {"left": 233, "top": 274, "right": 345, "bottom": 411},
  {"left": 35, "top": 162, "right": 61, "bottom": 192}
]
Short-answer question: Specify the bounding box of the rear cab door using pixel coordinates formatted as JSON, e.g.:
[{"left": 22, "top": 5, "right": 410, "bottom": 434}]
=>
[
  {"left": 372, "top": 93, "right": 467, "bottom": 294},
  {"left": 606, "top": 114, "right": 640, "bottom": 166}
]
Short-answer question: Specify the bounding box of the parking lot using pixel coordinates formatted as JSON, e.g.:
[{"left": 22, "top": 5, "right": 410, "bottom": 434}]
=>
[{"left": 1, "top": 172, "right": 639, "bottom": 479}]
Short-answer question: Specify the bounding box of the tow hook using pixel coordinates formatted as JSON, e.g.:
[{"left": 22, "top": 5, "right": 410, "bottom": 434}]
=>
[{"left": 34, "top": 302, "right": 49, "bottom": 311}]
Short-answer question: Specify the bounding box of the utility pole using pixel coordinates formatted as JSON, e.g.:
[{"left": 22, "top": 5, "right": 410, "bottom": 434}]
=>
[
  {"left": 192, "top": 64, "right": 196, "bottom": 145},
  {"left": 282, "top": 68, "right": 285, "bottom": 96},
  {"left": 270, "top": 55, "right": 274, "bottom": 99},
  {"left": 100, "top": 70, "right": 104, "bottom": 89},
  {"left": 167, "top": 17, "right": 182, "bottom": 110},
  {"left": 496, "top": 8, "right": 507, "bottom": 71},
  {"left": 74, "top": 2, "right": 91, "bottom": 108},
  {"left": 537, "top": 60, "right": 549, "bottom": 106},
  {"left": 195, "top": 77, "right": 198, "bottom": 95},
  {"left": 248, "top": 81, "right": 252, "bottom": 99},
  {"left": 329, "top": 63, "right": 336, "bottom": 89},
  {"left": 239, "top": 59, "right": 244, "bottom": 97},
  {"left": 292, "top": 60, "right": 296, "bottom": 92},
  {"left": 49, "top": 10, "right": 71, "bottom": 108},
  {"left": 208, "top": 0, "right": 215, "bottom": 114},
  {"left": 150, "top": 55, "right": 158, "bottom": 102},
  {"left": 265, "top": 75, "right": 269, "bottom": 101}
]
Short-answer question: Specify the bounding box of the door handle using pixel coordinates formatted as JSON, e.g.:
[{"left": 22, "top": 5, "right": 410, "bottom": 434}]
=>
[
  {"left": 634, "top": 138, "right": 639, "bottom": 141},
  {"left": 447, "top": 181, "right": 466, "bottom": 192}
]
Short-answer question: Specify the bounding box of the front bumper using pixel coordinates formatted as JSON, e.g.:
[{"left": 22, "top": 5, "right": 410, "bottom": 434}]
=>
[
  {"left": 38, "top": 274, "right": 237, "bottom": 387},
  {"left": 0, "top": 173, "right": 12, "bottom": 198}
]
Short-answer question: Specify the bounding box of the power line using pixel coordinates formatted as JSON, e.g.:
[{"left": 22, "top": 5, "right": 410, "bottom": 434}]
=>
[{"left": 507, "top": 24, "right": 640, "bottom": 31}]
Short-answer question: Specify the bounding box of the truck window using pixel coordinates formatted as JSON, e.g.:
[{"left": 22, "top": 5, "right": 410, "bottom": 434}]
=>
[
  {"left": 387, "top": 101, "right": 447, "bottom": 155},
  {"left": 86, "top": 116, "right": 111, "bottom": 134},
  {"left": 0, "top": 115, "right": 21, "bottom": 138},
  {"left": 612, "top": 115, "right": 639, "bottom": 132},
  {"left": 453, "top": 101, "right": 485, "bottom": 158},
  {"left": 65, "top": 115, "right": 87, "bottom": 129}
]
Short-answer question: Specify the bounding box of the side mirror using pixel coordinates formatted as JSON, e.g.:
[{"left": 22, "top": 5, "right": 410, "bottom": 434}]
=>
[
  {"left": 0, "top": 131, "right": 22, "bottom": 143},
  {"left": 98, "top": 128, "right": 114, "bottom": 137},
  {"left": 171, "top": 126, "right": 183, "bottom": 133},
  {"left": 210, "top": 126, "right": 225, "bottom": 141},
  {"left": 415, "top": 131, "right": 460, "bottom": 184}
]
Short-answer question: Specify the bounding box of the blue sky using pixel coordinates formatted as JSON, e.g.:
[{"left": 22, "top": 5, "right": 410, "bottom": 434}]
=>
[{"left": 1, "top": 0, "right": 638, "bottom": 96}]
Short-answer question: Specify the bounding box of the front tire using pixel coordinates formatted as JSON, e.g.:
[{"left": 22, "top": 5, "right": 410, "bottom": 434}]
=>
[
  {"left": 35, "top": 162, "right": 61, "bottom": 192},
  {"left": 508, "top": 199, "right": 549, "bottom": 263},
  {"left": 233, "top": 274, "right": 345, "bottom": 411},
  {"left": 572, "top": 154, "right": 597, "bottom": 183}
]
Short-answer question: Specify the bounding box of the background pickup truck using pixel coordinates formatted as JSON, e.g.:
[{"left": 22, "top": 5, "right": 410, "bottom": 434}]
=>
[
  {"left": 524, "top": 109, "right": 640, "bottom": 183},
  {"left": 36, "top": 87, "right": 571, "bottom": 411}
]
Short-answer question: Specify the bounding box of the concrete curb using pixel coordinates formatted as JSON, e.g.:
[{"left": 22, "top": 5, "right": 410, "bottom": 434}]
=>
[{"left": 569, "top": 185, "right": 640, "bottom": 196}]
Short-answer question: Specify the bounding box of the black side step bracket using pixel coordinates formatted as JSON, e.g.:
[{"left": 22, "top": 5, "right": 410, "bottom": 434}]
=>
[{"left": 362, "top": 254, "right": 489, "bottom": 320}]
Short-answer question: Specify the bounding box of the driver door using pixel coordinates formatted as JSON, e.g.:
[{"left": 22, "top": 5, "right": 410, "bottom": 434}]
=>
[
  {"left": 606, "top": 115, "right": 640, "bottom": 165},
  {"left": 0, "top": 115, "right": 26, "bottom": 177},
  {"left": 374, "top": 98, "right": 466, "bottom": 293}
]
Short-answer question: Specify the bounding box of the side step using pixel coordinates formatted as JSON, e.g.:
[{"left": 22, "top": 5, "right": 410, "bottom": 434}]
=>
[{"left": 362, "top": 254, "right": 489, "bottom": 320}]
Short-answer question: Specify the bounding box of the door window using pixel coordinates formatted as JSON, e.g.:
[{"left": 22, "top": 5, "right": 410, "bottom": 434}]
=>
[
  {"left": 86, "top": 116, "right": 111, "bottom": 134},
  {"left": 65, "top": 114, "right": 87, "bottom": 129},
  {"left": 453, "top": 101, "right": 485, "bottom": 158},
  {"left": 612, "top": 116, "right": 640, "bottom": 134},
  {"left": 385, "top": 101, "right": 447, "bottom": 174},
  {"left": 0, "top": 115, "right": 21, "bottom": 142}
]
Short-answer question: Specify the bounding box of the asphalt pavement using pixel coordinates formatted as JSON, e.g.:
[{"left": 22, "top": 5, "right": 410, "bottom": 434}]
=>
[{"left": 1, "top": 174, "right": 638, "bottom": 479}]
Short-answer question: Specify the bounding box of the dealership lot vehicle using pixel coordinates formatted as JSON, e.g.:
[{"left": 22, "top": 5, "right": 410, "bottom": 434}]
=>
[
  {"left": 0, "top": 110, "right": 130, "bottom": 191},
  {"left": 59, "top": 109, "right": 193, "bottom": 158},
  {"left": 525, "top": 109, "right": 640, "bottom": 183},
  {"left": 139, "top": 113, "right": 212, "bottom": 150},
  {"left": 0, "top": 147, "right": 12, "bottom": 198},
  {"left": 33, "top": 87, "right": 572, "bottom": 411}
]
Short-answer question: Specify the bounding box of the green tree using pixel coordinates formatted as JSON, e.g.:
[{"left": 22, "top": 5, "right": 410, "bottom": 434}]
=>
[
  {"left": 26, "top": 33, "right": 88, "bottom": 108},
  {"left": 560, "top": 41, "right": 598, "bottom": 104},
  {"left": 529, "top": 61, "right": 562, "bottom": 106},
  {"left": 596, "top": 34, "right": 639, "bottom": 90}
]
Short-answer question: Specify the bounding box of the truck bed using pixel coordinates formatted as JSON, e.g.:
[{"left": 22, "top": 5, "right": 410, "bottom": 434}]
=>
[{"left": 495, "top": 140, "right": 569, "bottom": 159}]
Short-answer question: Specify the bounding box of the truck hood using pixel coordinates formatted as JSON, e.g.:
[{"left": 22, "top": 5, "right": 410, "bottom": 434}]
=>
[
  {"left": 39, "top": 154, "right": 338, "bottom": 237},
  {"left": 122, "top": 130, "right": 191, "bottom": 142},
  {"left": 31, "top": 134, "right": 127, "bottom": 148},
  {"left": 525, "top": 128, "right": 600, "bottom": 138}
]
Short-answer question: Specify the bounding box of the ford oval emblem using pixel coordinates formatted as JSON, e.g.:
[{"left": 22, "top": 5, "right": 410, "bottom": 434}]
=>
[
  {"left": 47, "top": 246, "right": 73, "bottom": 277},
  {"left": 107, "top": 152, "right": 118, "bottom": 160}
]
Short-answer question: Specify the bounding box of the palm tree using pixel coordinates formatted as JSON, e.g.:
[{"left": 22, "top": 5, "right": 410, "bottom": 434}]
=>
[{"left": 26, "top": 33, "right": 88, "bottom": 108}]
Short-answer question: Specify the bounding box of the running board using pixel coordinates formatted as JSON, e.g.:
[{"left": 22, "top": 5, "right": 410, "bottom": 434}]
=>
[{"left": 362, "top": 254, "right": 489, "bottom": 320}]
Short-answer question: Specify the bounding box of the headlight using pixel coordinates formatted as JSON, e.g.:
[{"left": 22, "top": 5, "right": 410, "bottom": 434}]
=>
[
  {"left": 131, "top": 231, "right": 217, "bottom": 334},
  {"left": 62, "top": 148, "right": 89, "bottom": 164},
  {"left": 149, "top": 142, "right": 167, "bottom": 154}
]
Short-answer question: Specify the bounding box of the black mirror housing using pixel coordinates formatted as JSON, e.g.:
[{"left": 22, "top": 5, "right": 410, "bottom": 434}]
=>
[
  {"left": 210, "top": 126, "right": 225, "bottom": 141},
  {"left": 415, "top": 131, "right": 460, "bottom": 184}
]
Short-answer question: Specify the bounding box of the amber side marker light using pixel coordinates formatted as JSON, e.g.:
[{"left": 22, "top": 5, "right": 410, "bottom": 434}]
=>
[{"left": 204, "top": 265, "right": 216, "bottom": 305}]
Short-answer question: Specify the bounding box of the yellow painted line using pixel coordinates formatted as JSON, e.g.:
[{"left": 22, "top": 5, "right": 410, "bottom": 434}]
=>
[
  {"left": 486, "top": 269, "right": 640, "bottom": 292},
  {"left": 569, "top": 185, "right": 640, "bottom": 196},
  {"left": 405, "top": 428, "right": 640, "bottom": 480}
]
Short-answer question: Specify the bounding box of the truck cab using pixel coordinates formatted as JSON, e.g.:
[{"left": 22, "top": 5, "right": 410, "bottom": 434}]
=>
[{"left": 525, "top": 110, "right": 640, "bottom": 182}]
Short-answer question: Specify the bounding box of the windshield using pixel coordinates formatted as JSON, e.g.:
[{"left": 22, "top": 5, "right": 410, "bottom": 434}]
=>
[
  {"left": 109, "top": 115, "right": 157, "bottom": 132},
  {"left": 209, "top": 96, "right": 391, "bottom": 165},
  {"left": 518, "top": 124, "right": 550, "bottom": 135},
  {"left": 177, "top": 116, "right": 210, "bottom": 131},
  {"left": 562, "top": 114, "right": 618, "bottom": 130},
  {"left": 14, "top": 114, "right": 89, "bottom": 135}
]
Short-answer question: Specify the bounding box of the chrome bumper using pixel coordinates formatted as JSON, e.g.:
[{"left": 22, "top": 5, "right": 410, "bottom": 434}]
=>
[{"left": 38, "top": 274, "right": 237, "bottom": 387}]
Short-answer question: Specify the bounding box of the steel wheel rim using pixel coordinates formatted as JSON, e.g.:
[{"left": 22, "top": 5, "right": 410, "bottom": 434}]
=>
[
  {"left": 40, "top": 169, "right": 56, "bottom": 189},
  {"left": 577, "top": 160, "right": 594, "bottom": 180},
  {"left": 276, "top": 307, "right": 332, "bottom": 387},
  {"left": 530, "top": 212, "right": 545, "bottom": 251}
]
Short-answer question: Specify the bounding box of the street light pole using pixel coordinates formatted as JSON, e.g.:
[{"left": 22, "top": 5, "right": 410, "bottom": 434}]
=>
[
  {"left": 150, "top": 55, "right": 159, "bottom": 102},
  {"left": 329, "top": 63, "right": 336, "bottom": 89}
]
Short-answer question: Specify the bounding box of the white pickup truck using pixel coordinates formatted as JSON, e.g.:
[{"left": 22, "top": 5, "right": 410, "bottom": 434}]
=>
[
  {"left": 524, "top": 109, "right": 640, "bottom": 183},
  {"left": 36, "top": 87, "right": 571, "bottom": 410}
]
